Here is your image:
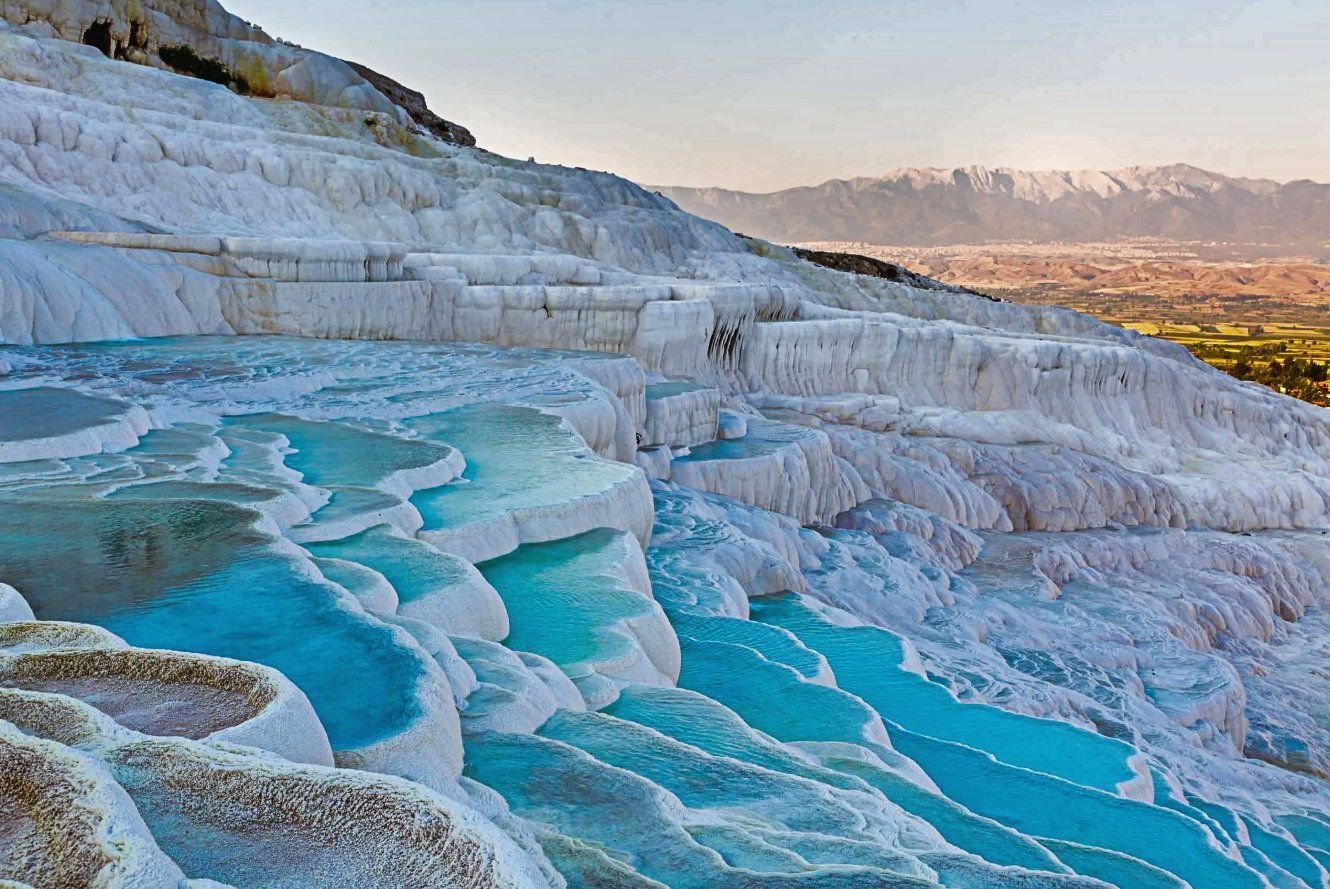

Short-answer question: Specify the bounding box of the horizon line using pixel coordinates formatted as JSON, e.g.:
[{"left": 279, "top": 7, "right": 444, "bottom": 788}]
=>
[{"left": 649, "top": 162, "right": 1330, "bottom": 196}]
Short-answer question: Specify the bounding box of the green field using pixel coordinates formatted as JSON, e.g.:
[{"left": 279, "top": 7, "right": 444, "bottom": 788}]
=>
[
  {"left": 1123, "top": 320, "right": 1330, "bottom": 357},
  {"left": 1119, "top": 321, "right": 1330, "bottom": 405},
  {"left": 999, "top": 287, "right": 1330, "bottom": 408}
]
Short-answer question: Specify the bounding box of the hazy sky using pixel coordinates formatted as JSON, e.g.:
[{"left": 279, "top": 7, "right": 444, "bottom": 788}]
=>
[{"left": 225, "top": 0, "right": 1328, "bottom": 192}]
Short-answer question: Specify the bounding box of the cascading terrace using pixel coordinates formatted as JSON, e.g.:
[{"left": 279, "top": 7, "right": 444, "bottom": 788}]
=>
[
  {"left": 2, "top": 4, "right": 1330, "bottom": 888},
  {"left": 1, "top": 337, "right": 1328, "bottom": 888}
]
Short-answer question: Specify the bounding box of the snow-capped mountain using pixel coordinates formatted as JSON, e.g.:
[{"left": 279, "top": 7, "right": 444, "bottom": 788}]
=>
[{"left": 658, "top": 163, "right": 1330, "bottom": 246}]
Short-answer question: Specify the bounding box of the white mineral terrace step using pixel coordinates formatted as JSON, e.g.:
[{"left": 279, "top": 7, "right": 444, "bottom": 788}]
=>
[
  {"left": 667, "top": 415, "right": 868, "bottom": 524},
  {"left": 403, "top": 252, "right": 603, "bottom": 286},
  {"left": 405, "top": 403, "right": 654, "bottom": 564},
  {"left": 52, "top": 232, "right": 406, "bottom": 282},
  {"left": 0, "top": 386, "right": 150, "bottom": 463},
  {"left": 667, "top": 281, "right": 801, "bottom": 321},
  {"left": 642, "top": 380, "right": 720, "bottom": 448},
  {"left": 219, "top": 280, "right": 445, "bottom": 339}
]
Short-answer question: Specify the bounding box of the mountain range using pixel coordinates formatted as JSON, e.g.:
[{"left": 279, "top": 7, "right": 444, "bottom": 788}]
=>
[{"left": 656, "top": 164, "right": 1330, "bottom": 250}]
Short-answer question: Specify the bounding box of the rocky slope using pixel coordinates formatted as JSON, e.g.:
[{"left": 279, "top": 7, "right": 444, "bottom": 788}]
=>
[
  {"left": 3, "top": 4, "right": 1330, "bottom": 888},
  {"left": 0, "top": 0, "right": 472, "bottom": 143},
  {"left": 658, "top": 164, "right": 1330, "bottom": 247}
]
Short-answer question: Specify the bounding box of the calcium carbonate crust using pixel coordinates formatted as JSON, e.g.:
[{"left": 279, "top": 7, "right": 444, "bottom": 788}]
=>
[
  {"left": 3, "top": 4, "right": 1330, "bottom": 887},
  {"left": 0, "top": 599, "right": 547, "bottom": 888}
]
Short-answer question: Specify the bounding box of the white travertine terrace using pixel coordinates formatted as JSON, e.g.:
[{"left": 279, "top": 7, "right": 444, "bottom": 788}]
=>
[
  {"left": 0, "top": 584, "right": 33, "bottom": 622},
  {"left": 0, "top": 683, "right": 547, "bottom": 889},
  {"left": 643, "top": 382, "right": 720, "bottom": 449},
  {"left": 0, "top": 646, "right": 335, "bottom": 765},
  {"left": 0, "top": 718, "right": 187, "bottom": 888},
  {"left": 2, "top": 13, "right": 1327, "bottom": 534},
  {"left": 3, "top": 3, "right": 1330, "bottom": 887}
]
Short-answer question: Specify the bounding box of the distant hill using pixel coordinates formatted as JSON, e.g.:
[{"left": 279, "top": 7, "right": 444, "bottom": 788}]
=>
[{"left": 656, "top": 164, "right": 1330, "bottom": 249}]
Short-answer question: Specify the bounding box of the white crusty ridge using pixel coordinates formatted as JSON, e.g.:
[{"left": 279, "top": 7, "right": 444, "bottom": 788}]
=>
[{"left": 3, "top": 8, "right": 1330, "bottom": 535}]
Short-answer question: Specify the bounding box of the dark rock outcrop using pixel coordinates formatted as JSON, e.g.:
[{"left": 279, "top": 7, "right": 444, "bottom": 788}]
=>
[
  {"left": 344, "top": 61, "right": 476, "bottom": 147},
  {"left": 789, "top": 246, "right": 995, "bottom": 298},
  {"left": 159, "top": 43, "right": 249, "bottom": 93}
]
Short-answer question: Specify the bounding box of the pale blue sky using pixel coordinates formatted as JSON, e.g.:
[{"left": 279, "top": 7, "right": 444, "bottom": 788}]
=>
[{"left": 226, "top": 0, "right": 1329, "bottom": 192}]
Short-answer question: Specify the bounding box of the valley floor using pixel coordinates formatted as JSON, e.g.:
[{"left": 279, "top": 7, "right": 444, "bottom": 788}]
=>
[
  {"left": 1010, "top": 292, "right": 1330, "bottom": 407},
  {"left": 799, "top": 241, "right": 1330, "bottom": 407}
]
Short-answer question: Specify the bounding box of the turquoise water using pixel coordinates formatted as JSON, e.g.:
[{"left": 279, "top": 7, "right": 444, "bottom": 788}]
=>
[
  {"left": 1241, "top": 815, "right": 1327, "bottom": 888},
  {"left": 823, "top": 747, "right": 1072, "bottom": 873},
  {"left": 0, "top": 491, "right": 426, "bottom": 751},
  {"left": 479, "top": 529, "right": 662, "bottom": 697},
  {"left": 671, "top": 594, "right": 1267, "bottom": 888},
  {"left": 303, "top": 522, "right": 505, "bottom": 638},
  {"left": 215, "top": 426, "right": 298, "bottom": 485},
  {"left": 302, "top": 486, "right": 404, "bottom": 527},
  {"left": 465, "top": 728, "right": 744, "bottom": 889},
  {"left": 676, "top": 634, "right": 894, "bottom": 753},
  {"left": 309, "top": 556, "right": 390, "bottom": 607},
  {"left": 107, "top": 479, "right": 281, "bottom": 506},
  {"left": 304, "top": 525, "right": 472, "bottom": 607},
  {"left": 464, "top": 729, "right": 939, "bottom": 888},
  {"left": 224, "top": 414, "right": 453, "bottom": 489},
  {"left": 604, "top": 685, "right": 1067, "bottom": 873},
  {"left": 605, "top": 685, "right": 867, "bottom": 789},
  {"left": 120, "top": 426, "right": 221, "bottom": 466},
  {"left": 1166, "top": 786, "right": 1238, "bottom": 844},
  {"left": 751, "top": 595, "right": 1141, "bottom": 793},
  {"left": 540, "top": 709, "right": 906, "bottom": 850},
  {"left": 1021, "top": 841, "right": 1187, "bottom": 889},
  {"left": 645, "top": 381, "right": 707, "bottom": 398},
  {"left": 672, "top": 416, "right": 818, "bottom": 464},
  {"left": 0, "top": 386, "right": 129, "bottom": 442},
  {"left": 666, "top": 633, "right": 1080, "bottom": 872},
  {"left": 1278, "top": 814, "right": 1330, "bottom": 856},
  {"left": 887, "top": 727, "right": 1264, "bottom": 888},
  {"left": 408, "top": 403, "right": 635, "bottom": 533},
  {"left": 670, "top": 612, "right": 828, "bottom": 683}
]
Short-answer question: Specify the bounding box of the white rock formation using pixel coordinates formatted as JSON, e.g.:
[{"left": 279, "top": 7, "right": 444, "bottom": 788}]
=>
[
  {"left": 0, "top": 718, "right": 187, "bottom": 889},
  {"left": 0, "top": 681, "right": 547, "bottom": 889},
  {"left": 0, "top": 646, "right": 333, "bottom": 762},
  {"left": 0, "top": 584, "right": 33, "bottom": 622},
  {"left": 643, "top": 382, "right": 720, "bottom": 448},
  {"left": 3, "top": 5, "right": 1330, "bottom": 888}
]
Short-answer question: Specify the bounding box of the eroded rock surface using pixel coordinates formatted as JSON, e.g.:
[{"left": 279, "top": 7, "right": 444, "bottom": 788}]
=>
[{"left": 344, "top": 60, "right": 475, "bottom": 146}]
